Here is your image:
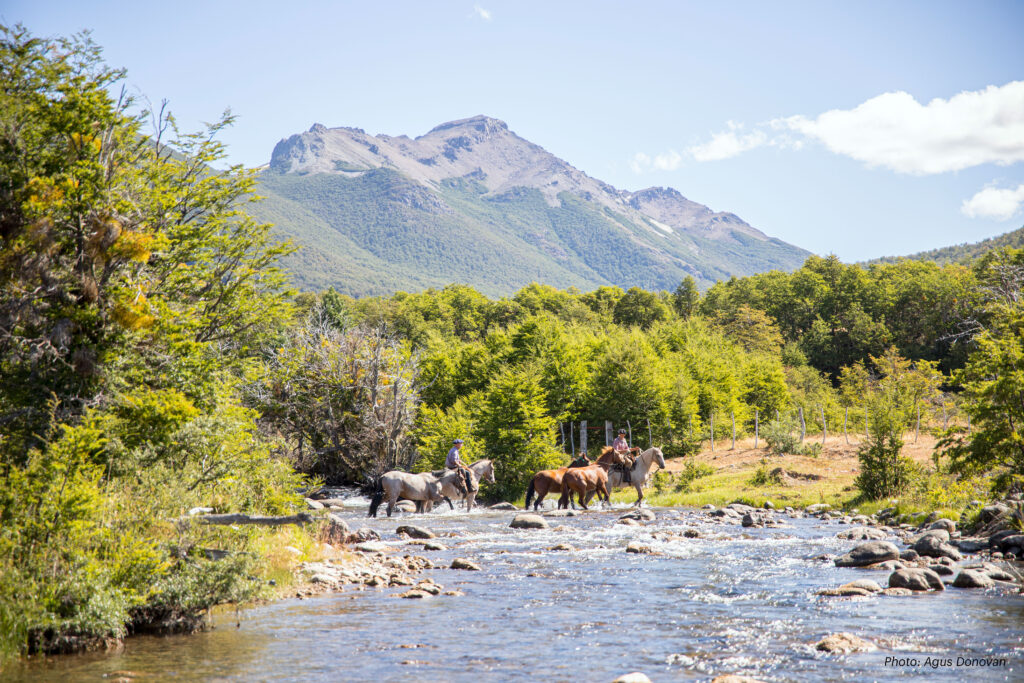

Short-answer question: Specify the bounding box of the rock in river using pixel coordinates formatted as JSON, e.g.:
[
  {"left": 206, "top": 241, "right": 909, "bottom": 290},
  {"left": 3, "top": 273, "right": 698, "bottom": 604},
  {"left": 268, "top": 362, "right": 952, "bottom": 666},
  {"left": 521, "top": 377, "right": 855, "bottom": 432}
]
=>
[
  {"left": 913, "top": 534, "right": 963, "bottom": 561},
  {"left": 450, "top": 558, "right": 481, "bottom": 571},
  {"left": 815, "top": 632, "right": 877, "bottom": 653},
  {"left": 510, "top": 513, "right": 549, "bottom": 529},
  {"left": 888, "top": 567, "right": 945, "bottom": 591},
  {"left": 834, "top": 541, "right": 901, "bottom": 567},
  {"left": 489, "top": 502, "right": 519, "bottom": 510},
  {"left": 952, "top": 569, "right": 995, "bottom": 588},
  {"left": 612, "top": 673, "right": 651, "bottom": 683},
  {"left": 395, "top": 525, "right": 435, "bottom": 539},
  {"left": 836, "top": 526, "right": 888, "bottom": 541}
]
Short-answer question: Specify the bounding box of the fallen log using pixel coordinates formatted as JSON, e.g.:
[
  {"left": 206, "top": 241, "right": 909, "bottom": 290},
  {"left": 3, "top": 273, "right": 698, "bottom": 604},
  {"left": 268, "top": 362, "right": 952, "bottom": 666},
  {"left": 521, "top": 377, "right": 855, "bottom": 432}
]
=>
[{"left": 182, "top": 512, "right": 314, "bottom": 527}]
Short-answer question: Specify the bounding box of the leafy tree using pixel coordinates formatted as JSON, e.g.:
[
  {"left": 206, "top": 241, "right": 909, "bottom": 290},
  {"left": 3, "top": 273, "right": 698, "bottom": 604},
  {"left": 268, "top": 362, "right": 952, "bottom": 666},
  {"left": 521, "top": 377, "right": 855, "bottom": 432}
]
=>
[
  {"left": 472, "top": 367, "right": 562, "bottom": 500},
  {"left": 672, "top": 275, "right": 700, "bottom": 319},
  {"left": 613, "top": 286, "right": 670, "bottom": 329},
  {"left": 940, "top": 298, "right": 1024, "bottom": 492}
]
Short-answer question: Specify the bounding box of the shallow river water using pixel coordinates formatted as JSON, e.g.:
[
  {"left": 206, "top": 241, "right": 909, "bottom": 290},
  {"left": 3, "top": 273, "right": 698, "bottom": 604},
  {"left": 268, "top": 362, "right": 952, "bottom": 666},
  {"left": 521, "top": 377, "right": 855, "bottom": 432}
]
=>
[{"left": 6, "top": 501, "right": 1023, "bottom": 682}]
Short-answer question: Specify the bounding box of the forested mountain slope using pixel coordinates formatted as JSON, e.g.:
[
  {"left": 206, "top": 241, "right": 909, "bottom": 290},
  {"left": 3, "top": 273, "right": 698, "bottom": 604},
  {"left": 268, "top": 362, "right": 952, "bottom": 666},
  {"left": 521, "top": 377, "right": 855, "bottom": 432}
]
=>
[{"left": 253, "top": 116, "right": 811, "bottom": 296}]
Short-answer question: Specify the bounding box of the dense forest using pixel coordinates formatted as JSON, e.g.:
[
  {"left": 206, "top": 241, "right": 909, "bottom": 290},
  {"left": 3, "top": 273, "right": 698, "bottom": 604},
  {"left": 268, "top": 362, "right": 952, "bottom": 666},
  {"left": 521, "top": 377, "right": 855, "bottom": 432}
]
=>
[{"left": 1, "top": 25, "right": 1022, "bottom": 661}]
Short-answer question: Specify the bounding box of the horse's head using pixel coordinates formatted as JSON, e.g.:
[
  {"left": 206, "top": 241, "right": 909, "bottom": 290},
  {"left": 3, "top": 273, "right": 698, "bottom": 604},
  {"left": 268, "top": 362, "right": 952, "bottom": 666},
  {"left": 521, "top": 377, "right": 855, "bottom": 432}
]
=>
[
  {"left": 477, "top": 459, "right": 496, "bottom": 484},
  {"left": 651, "top": 447, "right": 666, "bottom": 469}
]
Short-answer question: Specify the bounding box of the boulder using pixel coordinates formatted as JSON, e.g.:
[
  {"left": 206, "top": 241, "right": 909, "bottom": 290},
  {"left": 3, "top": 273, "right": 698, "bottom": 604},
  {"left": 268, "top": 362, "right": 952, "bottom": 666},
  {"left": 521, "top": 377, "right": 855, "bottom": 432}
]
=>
[
  {"left": 881, "top": 587, "right": 914, "bottom": 596},
  {"left": 994, "top": 534, "right": 1024, "bottom": 553},
  {"left": 321, "top": 514, "right": 350, "bottom": 544},
  {"left": 711, "top": 508, "right": 742, "bottom": 519},
  {"left": 397, "top": 589, "right": 432, "bottom": 599},
  {"left": 742, "top": 512, "right": 768, "bottom": 528},
  {"left": 837, "top": 526, "right": 888, "bottom": 541},
  {"left": 913, "top": 534, "right": 963, "bottom": 561},
  {"left": 842, "top": 579, "right": 883, "bottom": 592},
  {"left": 620, "top": 509, "right": 656, "bottom": 521},
  {"left": 899, "top": 549, "right": 920, "bottom": 562},
  {"left": 953, "top": 537, "right": 987, "bottom": 553},
  {"left": 701, "top": 504, "right": 716, "bottom": 510},
  {"left": 348, "top": 527, "right": 380, "bottom": 543},
  {"left": 764, "top": 501, "right": 775, "bottom": 510},
  {"left": 393, "top": 500, "right": 418, "bottom": 513},
  {"left": 354, "top": 542, "right": 390, "bottom": 553},
  {"left": 304, "top": 498, "right": 324, "bottom": 510},
  {"left": 964, "top": 562, "right": 1015, "bottom": 582},
  {"left": 420, "top": 541, "right": 447, "bottom": 551},
  {"left": 815, "top": 632, "right": 877, "bottom": 653},
  {"left": 865, "top": 560, "right": 905, "bottom": 571},
  {"left": 978, "top": 503, "right": 1011, "bottom": 525},
  {"left": 928, "top": 563, "right": 954, "bottom": 576},
  {"left": 489, "top": 502, "right": 519, "bottom": 510},
  {"left": 834, "top": 541, "right": 901, "bottom": 567},
  {"left": 626, "top": 542, "right": 653, "bottom": 554},
  {"left": 509, "top": 513, "right": 549, "bottom": 530},
  {"left": 806, "top": 504, "right": 832, "bottom": 514},
  {"left": 544, "top": 509, "right": 577, "bottom": 517},
  {"left": 549, "top": 543, "right": 575, "bottom": 551},
  {"left": 888, "top": 568, "right": 945, "bottom": 591},
  {"left": 450, "top": 558, "right": 481, "bottom": 571},
  {"left": 913, "top": 528, "right": 950, "bottom": 544},
  {"left": 928, "top": 518, "right": 956, "bottom": 534},
  {"left": 952, "top": 569, "right": 994, "bottom": 588},
  {"left": 617, "top": 518, "right": 641, "bottom": 526},
  {"left": 395, "top": 525, "right": 436, "bottom": 539}
]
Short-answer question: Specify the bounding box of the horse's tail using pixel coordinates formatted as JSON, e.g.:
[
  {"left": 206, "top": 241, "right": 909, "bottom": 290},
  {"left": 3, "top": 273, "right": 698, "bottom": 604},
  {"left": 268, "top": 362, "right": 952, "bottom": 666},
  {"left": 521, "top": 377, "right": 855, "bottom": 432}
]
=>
[
  {"left": 525, "top": 479, "right": 536, "bottom": 509},
  {"left": 367, "top": 476, "right": 384, "bottom": 517}
]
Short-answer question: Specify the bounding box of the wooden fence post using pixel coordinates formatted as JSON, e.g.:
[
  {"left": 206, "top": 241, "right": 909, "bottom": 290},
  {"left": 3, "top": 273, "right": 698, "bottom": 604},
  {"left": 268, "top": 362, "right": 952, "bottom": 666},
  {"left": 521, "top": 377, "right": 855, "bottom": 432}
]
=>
[
  {"left": 915, "top": 405, "right": 920, "bottom": 443},
  {"left": 799, "top": 406, "right": 805, "bottom": 443},
  {"left": 754, "top": 409, "right": 759, "bottom": 449},
  {"left": 627, "top": 420, "right": 632, "bottom": 447},
  {"left": 580, "top": 420, "right": 588, "bottom": 455},
  {"left": 844, "top": 406, "right": 849, "bottom": 445},
  {"left": 821, "top": 405, "right": 826, "bottom": 445},
  {"left": 731, "top": 411, "right": 736, "bottom": 450},
  {"left": 605, "top": 420, "right": 613, "bottom": 446},
  {"left": 647, "top": 418, "right": 653, "bottom": 447},
  {"left": 570, "top": 421, "right": 575, "bottom": 456},
  {"left": 560, "top": 422, "right": 566, "bottom": 452}
]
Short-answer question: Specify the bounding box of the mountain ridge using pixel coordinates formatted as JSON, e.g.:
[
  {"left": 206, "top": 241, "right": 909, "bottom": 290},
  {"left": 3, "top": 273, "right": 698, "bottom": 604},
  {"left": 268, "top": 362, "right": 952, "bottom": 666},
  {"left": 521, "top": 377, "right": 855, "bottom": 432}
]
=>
[{"left": 254, "top": 115, "right": 812, "bottom": 297}]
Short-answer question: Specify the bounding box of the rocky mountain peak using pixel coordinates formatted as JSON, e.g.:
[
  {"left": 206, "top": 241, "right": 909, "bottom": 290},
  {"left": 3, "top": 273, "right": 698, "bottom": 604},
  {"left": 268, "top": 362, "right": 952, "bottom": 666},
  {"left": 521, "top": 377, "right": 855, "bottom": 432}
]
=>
[{"left": 422, "top": 115, "right": 509, "bottom": 139}]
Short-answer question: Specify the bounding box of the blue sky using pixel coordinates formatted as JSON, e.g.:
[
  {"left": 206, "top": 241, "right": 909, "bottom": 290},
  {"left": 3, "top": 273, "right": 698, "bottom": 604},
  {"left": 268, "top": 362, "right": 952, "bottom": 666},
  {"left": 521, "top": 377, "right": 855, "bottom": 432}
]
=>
[{"left": 6, "top": 0, "right": 1023, "bottom": 260}]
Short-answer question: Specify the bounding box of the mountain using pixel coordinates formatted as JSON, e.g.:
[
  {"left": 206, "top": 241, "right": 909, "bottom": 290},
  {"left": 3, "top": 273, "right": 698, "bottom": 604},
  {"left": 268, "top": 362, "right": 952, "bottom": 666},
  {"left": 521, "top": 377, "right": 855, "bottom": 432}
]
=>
[
  {"left": 253, "top": 115, "right": 811, "bottom": 297},
  {"left": 867, "top": 225, "right": 1024, "bottom": 266}
]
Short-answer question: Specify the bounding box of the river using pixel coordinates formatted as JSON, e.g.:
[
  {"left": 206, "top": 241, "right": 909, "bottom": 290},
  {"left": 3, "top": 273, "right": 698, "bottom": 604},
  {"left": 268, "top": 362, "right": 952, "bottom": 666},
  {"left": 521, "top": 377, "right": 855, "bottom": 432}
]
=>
[{"left": 5, "top": 501, "right": 1022, "bottom": 682}]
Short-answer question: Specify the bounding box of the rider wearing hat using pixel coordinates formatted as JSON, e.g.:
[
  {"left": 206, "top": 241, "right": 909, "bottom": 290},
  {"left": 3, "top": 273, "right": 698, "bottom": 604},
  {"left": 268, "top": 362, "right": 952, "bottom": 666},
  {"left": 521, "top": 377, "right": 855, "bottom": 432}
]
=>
[
  {"left": 446, "top": 438, "right": 477, "bottom": 492},
  {"left": 612, "top": 428, "right": 635, "bottom": 482}
]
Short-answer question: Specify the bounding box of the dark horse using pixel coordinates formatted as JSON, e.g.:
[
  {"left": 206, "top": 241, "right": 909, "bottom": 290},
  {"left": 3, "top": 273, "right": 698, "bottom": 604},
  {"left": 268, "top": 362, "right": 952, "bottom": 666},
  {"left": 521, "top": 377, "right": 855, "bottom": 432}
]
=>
[
  {"left": 524, "top": 454, "right": 591, "bottom": 510},
  {"left": 558, "top": 463, "right": 610, "bottom": 510}
]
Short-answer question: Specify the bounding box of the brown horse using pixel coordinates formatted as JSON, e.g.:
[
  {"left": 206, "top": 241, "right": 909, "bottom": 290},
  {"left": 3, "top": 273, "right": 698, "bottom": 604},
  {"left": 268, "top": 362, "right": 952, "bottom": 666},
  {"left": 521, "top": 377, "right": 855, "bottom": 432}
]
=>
[
  {"left": 524, "top": 454, "right": 591, "bottom": 510},
  {"left": 558, "top": 464, "right": 610, "bottom": 510}
]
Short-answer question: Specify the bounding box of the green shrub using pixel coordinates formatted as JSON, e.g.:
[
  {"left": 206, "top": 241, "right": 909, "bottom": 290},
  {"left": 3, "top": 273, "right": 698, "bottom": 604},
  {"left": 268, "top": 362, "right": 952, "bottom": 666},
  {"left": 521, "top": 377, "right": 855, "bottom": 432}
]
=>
[{"left": 763, "top": 415, "right": 801, "bottom": 455}]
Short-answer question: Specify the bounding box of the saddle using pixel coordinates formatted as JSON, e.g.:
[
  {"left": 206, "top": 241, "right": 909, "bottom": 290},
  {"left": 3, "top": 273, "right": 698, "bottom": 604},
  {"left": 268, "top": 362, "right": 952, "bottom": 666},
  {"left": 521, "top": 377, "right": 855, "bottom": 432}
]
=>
[{"left": 610, "top": 462, "right": 633, "bottom": 483}]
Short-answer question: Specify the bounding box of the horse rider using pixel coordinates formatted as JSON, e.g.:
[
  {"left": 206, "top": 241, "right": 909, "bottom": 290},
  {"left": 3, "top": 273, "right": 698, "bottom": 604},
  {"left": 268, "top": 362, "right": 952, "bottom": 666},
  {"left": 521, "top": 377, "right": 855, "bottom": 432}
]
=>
[
  {"left": 613, "top": 428, "right": 635, "bottom": 482},
  {"left": 446, "top": 438, "right": 477, "bottom": 492}
]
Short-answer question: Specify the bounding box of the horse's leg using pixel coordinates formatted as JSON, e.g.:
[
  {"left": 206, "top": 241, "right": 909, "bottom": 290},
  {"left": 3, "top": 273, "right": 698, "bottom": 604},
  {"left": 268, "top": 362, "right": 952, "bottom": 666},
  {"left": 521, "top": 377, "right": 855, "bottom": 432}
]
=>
[
  {"left": 577, "top": 485, "right": 589, "bottom": 510},
  {"left": 634, "top": 483, "right": 643, "bottom": 507},
  {"left": 466, "top": 491, "right": 475, "bottom": 511},
  {"left": 445, "top": 496, "right": 454, "bottom": 510}
]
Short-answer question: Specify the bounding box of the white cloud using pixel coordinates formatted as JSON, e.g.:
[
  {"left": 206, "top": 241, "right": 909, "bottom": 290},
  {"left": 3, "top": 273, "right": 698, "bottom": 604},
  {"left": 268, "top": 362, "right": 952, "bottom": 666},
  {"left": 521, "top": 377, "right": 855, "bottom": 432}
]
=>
[
  {"left": 629, "top": 149, "right": 683, "bottom": 172},
  {"left": 629, "top": 152, "right": 651, "bottom": 173},
  {"left": 658, "top": 81, "right": 1024, "bottom": 174},
  {"left": 687, "top": 121, "right": 768, "bottom": 161},
  {"left": 652, "top": 149, "right": 683, "bottom": 170},
  {"left": 777, "top": 81, "right": 1024, "bottom": 174},
  {"left": 472, "top": 4, "right": 492, "bottom": 21},
  {"left": 961, "top": 183, "right": 1024, "bottom": 221}
]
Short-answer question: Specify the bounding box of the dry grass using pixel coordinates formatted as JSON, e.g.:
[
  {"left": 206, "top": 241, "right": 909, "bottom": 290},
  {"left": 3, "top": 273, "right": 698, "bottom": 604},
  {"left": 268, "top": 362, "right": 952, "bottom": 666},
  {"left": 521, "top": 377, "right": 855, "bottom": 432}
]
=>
[{"left": 632, "top": 432, "right": 944, "bottom": 510}]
